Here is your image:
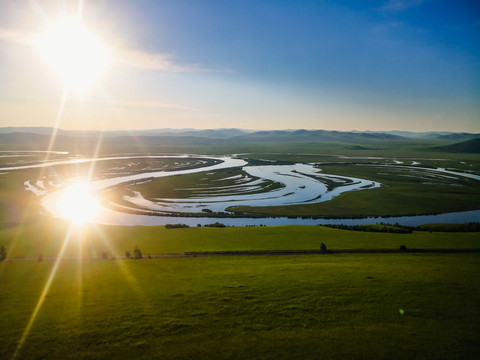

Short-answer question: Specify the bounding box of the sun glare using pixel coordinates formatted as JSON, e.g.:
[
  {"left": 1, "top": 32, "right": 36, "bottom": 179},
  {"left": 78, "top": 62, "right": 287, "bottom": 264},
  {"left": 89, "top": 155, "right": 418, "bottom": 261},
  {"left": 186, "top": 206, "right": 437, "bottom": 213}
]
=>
[
  {"left": 37, "top": 19, "right": 108, "bottom": 91},
  {"left": 57, "top": 183, "right": 101, "bottom": 224}
]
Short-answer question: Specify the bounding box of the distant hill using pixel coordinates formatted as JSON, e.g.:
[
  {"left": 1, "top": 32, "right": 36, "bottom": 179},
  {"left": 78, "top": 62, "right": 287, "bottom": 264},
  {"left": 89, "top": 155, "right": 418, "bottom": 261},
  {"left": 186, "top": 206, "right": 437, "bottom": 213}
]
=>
[
  {"left": 2, "top": 128, "right": 480, "bottom": 155},
  {"left": 366, "top": 130, "right": 480, "bottom": 141},
  {"left": 229, "top": 129, "right": 403, "bottom": 143},
  {"left": 0, "top": 132, "right": 215, "bottom": 148},
  {"left": 1, "top": 127, "right": 478, "bottom": 141},
  {"left": 156, "top": 129, "right": 250, "bottom": 139},
  {"left": 0, "top": 127, "right": 251, "bottom": 139},
  {"left": 435, "top": 133, "right": 480, "bottom": 142},
  {"left": 0, "top": 129, "right": 407, "bottom": 155},
  {"left": 433, "top": 138, "right": 480, "bottom": 153}
]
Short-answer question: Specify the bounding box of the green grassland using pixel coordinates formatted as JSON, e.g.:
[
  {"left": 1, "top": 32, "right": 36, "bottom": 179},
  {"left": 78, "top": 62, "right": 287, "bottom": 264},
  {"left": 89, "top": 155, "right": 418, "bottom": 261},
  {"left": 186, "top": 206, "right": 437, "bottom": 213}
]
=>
[
  {"left": 0, "top": 138, "right": 479, "bottom": 359},
  {"left": 126, "top": 167, "right": 283, "bottom": 200},
  {"left": 1, "top": 221, "right": 479, "bottom": 259},
  {"left": 1, "top": 253, "right": 479, "bottom": 360},
  {"left": 240, "top": 152, "right": 480, "bottom": 172}
]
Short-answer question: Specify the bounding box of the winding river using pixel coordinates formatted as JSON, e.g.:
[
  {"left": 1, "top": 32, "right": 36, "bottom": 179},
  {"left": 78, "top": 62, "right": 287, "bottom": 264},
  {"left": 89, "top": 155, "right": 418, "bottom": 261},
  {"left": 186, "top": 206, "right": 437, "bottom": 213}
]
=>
[{"left": 2, "top": 154, "right": 478, "bottom": 227}]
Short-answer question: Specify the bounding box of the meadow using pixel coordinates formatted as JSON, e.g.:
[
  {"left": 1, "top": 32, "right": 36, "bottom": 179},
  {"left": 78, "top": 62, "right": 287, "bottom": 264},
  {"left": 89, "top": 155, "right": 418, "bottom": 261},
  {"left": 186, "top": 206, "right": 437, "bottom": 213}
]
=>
[
  {"left": 1, "top": 220, "right": 479, "bottom": 359},
  {"left": 0, "top": 136, "right": 479, "bottom": 359},
  {"left": 1, "top": 251, "right": 479, "bottom": 360},
  {"left": 1, "top": 222, "right": 480, "bottom": 259}
]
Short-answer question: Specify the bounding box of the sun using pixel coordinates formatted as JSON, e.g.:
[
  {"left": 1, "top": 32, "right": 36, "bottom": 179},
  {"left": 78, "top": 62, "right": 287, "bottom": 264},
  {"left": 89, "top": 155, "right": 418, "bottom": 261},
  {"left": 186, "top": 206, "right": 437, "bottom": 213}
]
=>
[
  {"left": 56, "top": 183, "right": 101, "bottom": 224},
  {"left": 37, "top": 19, "right": 109, "bottom": 91}
]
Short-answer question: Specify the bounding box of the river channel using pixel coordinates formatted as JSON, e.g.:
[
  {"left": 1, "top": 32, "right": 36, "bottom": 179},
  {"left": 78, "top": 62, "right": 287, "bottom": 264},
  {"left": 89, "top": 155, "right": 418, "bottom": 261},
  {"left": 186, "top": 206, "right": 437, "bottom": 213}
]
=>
[{"left": 3, "top": 154, "right": 479, "bottom": 227}]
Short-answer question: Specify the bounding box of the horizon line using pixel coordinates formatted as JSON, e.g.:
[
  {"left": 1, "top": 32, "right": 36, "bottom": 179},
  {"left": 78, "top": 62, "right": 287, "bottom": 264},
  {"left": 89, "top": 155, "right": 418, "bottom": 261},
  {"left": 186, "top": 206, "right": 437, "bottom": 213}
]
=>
[{"left": 0, "top": 126, "right": 479, "bottom": 134}]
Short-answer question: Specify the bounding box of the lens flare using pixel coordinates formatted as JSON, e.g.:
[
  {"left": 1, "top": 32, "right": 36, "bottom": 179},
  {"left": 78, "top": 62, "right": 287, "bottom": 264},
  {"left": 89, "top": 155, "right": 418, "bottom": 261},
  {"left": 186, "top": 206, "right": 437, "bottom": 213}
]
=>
[{"left": 56, "top": 182, "right": 100, "bottom": 223}]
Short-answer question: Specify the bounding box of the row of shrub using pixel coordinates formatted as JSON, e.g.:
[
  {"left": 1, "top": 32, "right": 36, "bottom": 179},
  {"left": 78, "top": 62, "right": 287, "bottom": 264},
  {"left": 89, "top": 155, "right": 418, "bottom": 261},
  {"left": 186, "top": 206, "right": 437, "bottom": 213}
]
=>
[
  {"left": 323, "top": 224, "right": 413, "bottom": 234},
  {"left": 165, "top": 223, "right": 190, "bottom": 229},
  {"left": 324, "top": 222, "right": 480, "bottom": 233},
  {"left": 165, "top": 222, "right": 229, "bottom": 228}
]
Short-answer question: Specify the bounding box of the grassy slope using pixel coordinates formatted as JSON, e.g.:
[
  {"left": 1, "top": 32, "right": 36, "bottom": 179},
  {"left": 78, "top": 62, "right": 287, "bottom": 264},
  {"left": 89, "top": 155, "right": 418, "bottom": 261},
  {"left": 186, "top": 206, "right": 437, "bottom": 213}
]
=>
[
  {"left": 1, "top": 221, "right": 479, "bottom": 259},
  {"left": 433, "top": 138, "right": 480, "bottom": 153},
  {"left": 1, "top": 254, "right": 479, "bottom": 360}
]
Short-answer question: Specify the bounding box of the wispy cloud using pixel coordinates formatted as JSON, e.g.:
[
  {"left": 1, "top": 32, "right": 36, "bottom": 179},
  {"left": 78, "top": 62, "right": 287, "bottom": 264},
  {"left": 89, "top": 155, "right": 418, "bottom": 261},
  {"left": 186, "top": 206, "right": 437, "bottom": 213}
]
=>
[
  {"left": 380, "top": 0, "right": 425, "bottom": 12},
  {"left": 0, "top": 26, "right": 226, "bottom": 74},
  {"left": 113, "top": 48, "right": 227, "bottom": 73},
  {"left": 90, "top": 99, "right": 201, "bottom": 112}
]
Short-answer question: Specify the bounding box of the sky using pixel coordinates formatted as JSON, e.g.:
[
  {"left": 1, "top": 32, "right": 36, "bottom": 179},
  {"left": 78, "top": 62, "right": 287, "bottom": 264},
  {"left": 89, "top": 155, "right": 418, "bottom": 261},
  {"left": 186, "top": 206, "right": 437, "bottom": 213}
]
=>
[{"left": 0, "top": 0, "right": 478, "bottom": 132}]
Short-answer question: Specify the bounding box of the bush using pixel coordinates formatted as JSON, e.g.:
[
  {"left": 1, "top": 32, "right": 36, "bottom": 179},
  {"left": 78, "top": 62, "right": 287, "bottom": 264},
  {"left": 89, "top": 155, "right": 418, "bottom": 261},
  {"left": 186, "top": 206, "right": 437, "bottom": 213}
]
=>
[
  {"left": 320, "top": 243, "right": 327, "bottom": 252},
  {"left": 204, "top": 222, "right": 226, "bottom": 228},
  {"left": 165, "top": 224, "right": 190, "bottom": 229}
]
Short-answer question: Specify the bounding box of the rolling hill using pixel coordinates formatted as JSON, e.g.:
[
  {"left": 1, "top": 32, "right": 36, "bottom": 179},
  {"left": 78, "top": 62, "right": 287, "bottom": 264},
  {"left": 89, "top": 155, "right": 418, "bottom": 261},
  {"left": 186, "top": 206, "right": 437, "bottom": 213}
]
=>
[{"left": 433, "top": 138, "right": 480, "bottom": 153}]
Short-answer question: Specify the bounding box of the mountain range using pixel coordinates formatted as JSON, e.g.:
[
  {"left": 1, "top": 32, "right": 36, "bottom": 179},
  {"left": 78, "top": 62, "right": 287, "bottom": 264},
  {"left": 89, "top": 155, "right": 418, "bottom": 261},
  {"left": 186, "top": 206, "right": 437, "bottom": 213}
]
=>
[
  {"left": 0, "top": 127, "right": 478, "bottom": 141},
  {"left": 0, "top": 127, "right": 479, "bottom": 154}
]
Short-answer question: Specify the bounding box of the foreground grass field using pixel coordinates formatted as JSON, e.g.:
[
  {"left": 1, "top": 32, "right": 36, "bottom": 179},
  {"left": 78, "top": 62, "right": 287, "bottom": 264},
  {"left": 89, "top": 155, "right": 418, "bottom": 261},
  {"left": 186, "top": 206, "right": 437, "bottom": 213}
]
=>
[
  {"left": 1, "top": 253, "right": 479, "bottom": 360},
  {"left": 1, "top": 221, "right": 479, "bottom": 358},
  {"left": 2, "top": 221, "right": 480, "bottom": 259}
]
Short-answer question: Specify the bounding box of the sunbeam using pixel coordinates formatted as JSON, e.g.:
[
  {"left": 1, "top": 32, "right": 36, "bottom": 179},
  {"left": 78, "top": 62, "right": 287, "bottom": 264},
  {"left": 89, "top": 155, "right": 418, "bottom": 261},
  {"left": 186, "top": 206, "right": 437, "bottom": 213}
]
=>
[
  {"left": 39, "top": 86, "right": 69, "bottom": 178},
  {"left": 12, "top": 226, "right": 74, "bottom": 360},
  {"left": 89, "top": 225, "right": 145, "bottom": 296}
]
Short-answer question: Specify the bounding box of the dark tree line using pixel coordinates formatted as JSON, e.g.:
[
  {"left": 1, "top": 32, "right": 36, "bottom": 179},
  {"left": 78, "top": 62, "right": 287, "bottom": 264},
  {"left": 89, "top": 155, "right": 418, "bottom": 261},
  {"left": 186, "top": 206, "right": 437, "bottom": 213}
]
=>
[
  {"left": 323, "top": 224, "right": 412, "bottom": 234},
  {"left": 165, "top": 223, "right": 190, "bottom": 229},
  {"left": 323, "top": 222, "right": 480, "bottom": 233},
  {"left": 204, "top": 222, "right": 226, "bottom": 228}
]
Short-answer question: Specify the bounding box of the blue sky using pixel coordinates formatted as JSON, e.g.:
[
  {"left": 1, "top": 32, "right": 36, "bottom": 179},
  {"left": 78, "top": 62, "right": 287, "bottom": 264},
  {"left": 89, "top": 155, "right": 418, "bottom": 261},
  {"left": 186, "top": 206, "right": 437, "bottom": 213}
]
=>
[{"left": 0, "top": 0, "right": 478, "bottom": 131}]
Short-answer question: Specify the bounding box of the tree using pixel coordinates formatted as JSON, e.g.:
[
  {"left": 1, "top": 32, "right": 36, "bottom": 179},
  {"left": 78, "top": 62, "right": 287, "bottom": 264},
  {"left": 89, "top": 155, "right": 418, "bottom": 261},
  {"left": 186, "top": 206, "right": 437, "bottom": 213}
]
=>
[
  {"left": 0, "top": 246, "right": 6, "bottom": 261},
  {"left": 320, "top": 243, "right": 327, "bottom": 252},
  {"left": 125, "top": 250, "right": 131, "bottom": 259},
  {"left": 133, "top": 246, "right": 143, "bottom": 259}
]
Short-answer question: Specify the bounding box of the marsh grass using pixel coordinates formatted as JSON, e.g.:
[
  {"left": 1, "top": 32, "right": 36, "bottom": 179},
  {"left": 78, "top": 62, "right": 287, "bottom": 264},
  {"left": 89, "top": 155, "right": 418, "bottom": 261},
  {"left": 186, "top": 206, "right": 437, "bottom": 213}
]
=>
[
  {"left": 122, "top": 167, "right": 283, "bottom": 200},
  {"left": 230, "top": 164, "right": 480, "bottom": 217}
]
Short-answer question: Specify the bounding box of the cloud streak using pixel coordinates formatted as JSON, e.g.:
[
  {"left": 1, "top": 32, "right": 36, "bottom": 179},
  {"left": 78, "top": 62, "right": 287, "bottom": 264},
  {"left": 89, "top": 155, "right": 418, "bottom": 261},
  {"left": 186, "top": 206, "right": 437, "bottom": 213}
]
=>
[
  {"left": 90, "top": 99, "right": 201, "bottom": 112},
  {"left": 113, "top": 48, "right": 227, "bottom": 73},
  {"left": 0, "top": 26, "right": 225, "bottom": 74},
  {"left": 380, "top": 0, "right": 425, "bottom": 12}
]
